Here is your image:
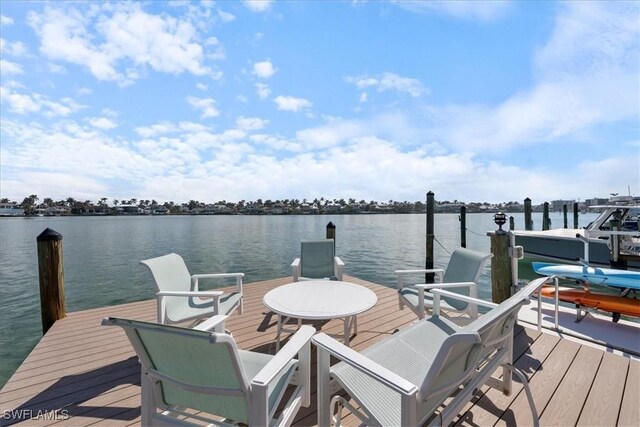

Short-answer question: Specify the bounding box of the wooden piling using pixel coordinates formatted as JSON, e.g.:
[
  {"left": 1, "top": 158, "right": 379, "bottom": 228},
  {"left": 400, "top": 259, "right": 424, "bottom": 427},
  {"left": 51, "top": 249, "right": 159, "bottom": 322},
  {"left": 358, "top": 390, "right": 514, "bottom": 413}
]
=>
[
  {"left": 425, "top": 191, "right": 435, "bottom": 283},
  {"left": 459, "top": 205, "right": 467, "bottom": 248},
  {"left": 563, "top": 204, "right": 568, "bottom": 229},
  {"left": 573, "top": 202, "right": 579, "bottom": 229},
  {"left": 543, "top": 202, "right": 550, "bottom": 231},
  {"left": 509, "top": 216, "right": 515, "bottom": 231},
  {"left": 37, "top": 228, "right": 65, "bottom": 334},
  {"left": 326, "top": 221, "right": 336, "bottom": 251},
  {"left": 524, "top": 198, "right": 533, "bottom": 231},
  {"left": 489, "top": 223, "right": 511, "bottom": 304}
]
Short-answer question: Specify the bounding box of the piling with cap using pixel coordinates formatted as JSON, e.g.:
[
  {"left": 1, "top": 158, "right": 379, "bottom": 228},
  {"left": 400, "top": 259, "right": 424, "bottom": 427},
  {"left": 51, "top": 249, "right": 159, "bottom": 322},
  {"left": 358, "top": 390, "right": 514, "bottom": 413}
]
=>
[
  {"left": 37, "top": 228, "right": 66, "bottom": 334},
  {"left": 524, "top": 198, "right": 533, "bottom": 231},
  {"left": 489, "top": 212, "right": 511, "bottom": 304}
]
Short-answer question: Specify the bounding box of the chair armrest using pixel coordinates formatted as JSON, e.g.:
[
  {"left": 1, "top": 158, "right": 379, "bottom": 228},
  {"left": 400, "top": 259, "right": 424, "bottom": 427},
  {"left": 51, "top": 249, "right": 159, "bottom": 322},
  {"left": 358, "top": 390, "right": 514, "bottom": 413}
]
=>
[
  {"left": 251, "top": 325, "right": 315, "bottom": 387},
  {"left": 394, "top": 268, "right": 445, "bottom": 275},
  {"left": 312, "top": 333, "right": 418, "bottom": 396},
  {"left": 395, "top": 268, "right": 444, "bottom": 290},
  {"left": 156, "top": 290, "right": 223, "bottom": 297},
  {"left": 414, "top": 282, "right": 476, "bottom": 291},
  {"left": 430, "top": 289, "right": 498, "bottom": 316},
  {"left": 291, "top": 258, "right": 301, "bottom": 282},
  {"left": 193, "top": 315, "right": 228, "bottom": 333},
  {"left": 192, "top": 273, "right": 244, "bottom": 279},
  {"left": 334, "top": 257, "right": 345, "bottom": 267}
]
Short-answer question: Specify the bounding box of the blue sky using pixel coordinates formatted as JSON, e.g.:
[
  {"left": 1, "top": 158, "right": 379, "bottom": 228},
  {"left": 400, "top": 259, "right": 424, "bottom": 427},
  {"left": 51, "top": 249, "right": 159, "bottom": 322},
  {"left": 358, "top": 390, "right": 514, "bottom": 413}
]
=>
[{"left": 1, "top": 0, "right": 638, "bottom": 204}]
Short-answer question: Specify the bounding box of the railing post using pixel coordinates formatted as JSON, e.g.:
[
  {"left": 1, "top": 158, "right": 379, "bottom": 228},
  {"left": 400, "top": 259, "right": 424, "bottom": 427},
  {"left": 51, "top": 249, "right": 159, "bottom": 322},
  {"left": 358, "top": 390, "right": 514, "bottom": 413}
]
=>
[
  {"left": 425, "top": 191, "right": 435, "bottom": 283},
  {"left": 524, "top": 198, "right": 533, "bottom": 231},
  {"left": 459, "top": 205, "right": 467, "bottom": 248},
  {"left": 37, "top": 228, "right": 66, "bottom": 334},
  {"left": 489, "top": 213, "right": 511, "bottom": 304},
  {"left": 542, "top": 202, "right": 550, "bottom": 231}
]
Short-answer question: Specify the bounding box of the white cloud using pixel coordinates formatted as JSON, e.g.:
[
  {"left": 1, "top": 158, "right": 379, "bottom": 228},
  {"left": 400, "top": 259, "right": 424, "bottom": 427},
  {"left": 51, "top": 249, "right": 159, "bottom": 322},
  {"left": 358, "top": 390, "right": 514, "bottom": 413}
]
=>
[
  {"left": 392, "top": 0, "right": 511, "bottom": 22},
  {"left": 77, "top": 87, "right": 92, "bottom": 95},
  {"left": 27, "top": 4, "right": 210, "bottom": 86},
  {"left": 0, "top": 38, "right": 28, "bottom": 56},
  {"left": 255, "top": 83, "right": 271, "bottom": 99},
  {"left": 346, "top": 73, "right": 428, "bottom": 97},
  {"left": 217, "top": 9, "right": 236, "bottom": 23},
  {"left": 0, "top": 86, "right": 84, "bottom": 117},
  {"left": 88, "top": 117, "right": 117, "bottom": 130},
  {"left": 359, "top": 92, "right": 368, "bottom": 103},
  {"left": 431, "top": 2, "right": 639, "bottom": 152},
  {"left": 244, "top": 1, "right": 273, "bottom": 13},
  {"left": 0, "top": 15, "right": 14, "bottom": 25},
  {"left": 196, "top": 82, "right": 208, "bottom": 91},
  {"left": 236, "top": 116, "right": 269, "bottom": 131},
  {"left": 0, "top": 59, "right": 23, "bottom": 75},
  {"left": 252, "top": 60, "right": 276, "bottom": 79},
  {"left": 205, "top": 36, "right": 225, "bottom": 60},
  {"left": 187, "top": 96, "right": 220, "bottom": 118},
  {"left": 274, "top": 95, "right": 312, "bottom": 112}
]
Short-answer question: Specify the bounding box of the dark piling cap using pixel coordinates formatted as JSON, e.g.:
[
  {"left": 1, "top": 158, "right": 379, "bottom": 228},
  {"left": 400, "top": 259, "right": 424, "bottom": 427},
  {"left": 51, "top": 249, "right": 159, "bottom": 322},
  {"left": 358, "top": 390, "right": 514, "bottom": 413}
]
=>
[
  {"left": 326, "top": 221, "right": 335, "bottom": 229},
  {"left": 37, "top": 228, "right": 63, "bottom": 242}
]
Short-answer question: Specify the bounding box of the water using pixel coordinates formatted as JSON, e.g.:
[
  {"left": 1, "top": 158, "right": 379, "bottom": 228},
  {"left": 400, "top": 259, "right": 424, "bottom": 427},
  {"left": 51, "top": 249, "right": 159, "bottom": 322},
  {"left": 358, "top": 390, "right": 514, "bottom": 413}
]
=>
[{"left": 0, "top": 211, "right": 597, "bottom": 387}]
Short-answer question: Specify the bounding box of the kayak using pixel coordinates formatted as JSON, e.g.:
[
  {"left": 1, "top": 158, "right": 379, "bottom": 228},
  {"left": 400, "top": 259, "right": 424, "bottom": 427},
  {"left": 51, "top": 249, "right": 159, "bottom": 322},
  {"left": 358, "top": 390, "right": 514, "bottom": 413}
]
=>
[
  {"left": 532, "top": 262, "right": 640, "bottom": 291},
  {"left": 537, "top": 285, "right": 640, "bottom": 321}
]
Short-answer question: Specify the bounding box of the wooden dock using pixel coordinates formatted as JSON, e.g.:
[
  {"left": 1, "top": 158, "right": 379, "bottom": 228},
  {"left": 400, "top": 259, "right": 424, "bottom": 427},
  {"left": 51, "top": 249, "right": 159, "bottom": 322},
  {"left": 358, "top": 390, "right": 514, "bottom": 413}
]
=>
[{"left": 1, "top": 275, "right": 638, "bottom": 426}]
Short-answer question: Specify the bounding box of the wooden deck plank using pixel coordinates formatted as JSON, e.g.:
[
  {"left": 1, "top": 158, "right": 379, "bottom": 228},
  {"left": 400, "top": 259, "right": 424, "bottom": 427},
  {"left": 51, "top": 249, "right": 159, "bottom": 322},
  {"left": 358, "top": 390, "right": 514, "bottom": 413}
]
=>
[
  {"left": 1, "top": 275, "right": 636, "bottom": 427},
  {"left": 454, "top": 331, "right": 562, "bottom": 426},
  {"left": 577, "top": 351, "right": 629, "bottom": 426},
  {"left": 618, "top": 358, "right": 640, "bottom": 427},
  {"left": 538, "top": 344, "right": 603, "bottom": 426},
  {"left": 497, "top": 336, "right": 582, "bottom": 426}
]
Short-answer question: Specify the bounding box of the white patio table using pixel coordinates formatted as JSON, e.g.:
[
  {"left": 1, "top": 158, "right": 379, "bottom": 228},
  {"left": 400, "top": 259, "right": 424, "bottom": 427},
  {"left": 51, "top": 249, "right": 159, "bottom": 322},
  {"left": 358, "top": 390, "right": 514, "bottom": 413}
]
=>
[{"left": 263, "top": 280, "right": 377, "bottom": 349}]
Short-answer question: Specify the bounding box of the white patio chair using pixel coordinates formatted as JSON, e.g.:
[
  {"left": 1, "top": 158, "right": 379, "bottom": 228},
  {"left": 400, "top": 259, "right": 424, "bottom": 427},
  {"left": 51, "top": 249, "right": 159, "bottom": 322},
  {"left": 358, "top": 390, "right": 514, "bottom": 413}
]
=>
[
  {"left": 291, "top": 239, "right": 345, "bottom": 282},
  {"left": 313, "top": 277, "right": 549, "bottom": 427},
  {"left": 102, "top": 317, "right": 314, "bottom": 426},
  {"left": 396, "top": 247, "right": 492, "bottom": 319},
  {"left": 140, "top": 253, "right": 244, "bottom": 325}
]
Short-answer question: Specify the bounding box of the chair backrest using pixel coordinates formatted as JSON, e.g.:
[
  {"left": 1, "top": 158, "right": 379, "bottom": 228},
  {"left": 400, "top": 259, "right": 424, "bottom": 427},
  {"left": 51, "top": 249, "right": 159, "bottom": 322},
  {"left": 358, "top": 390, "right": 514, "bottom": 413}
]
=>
[
  {"left": 103, "top": 317, "right": 251, "bottom": 423},
  {"left": 441, "top": 248, "right": 492, "bottom": 310},
  {"left": 463, "top": 276, "right": 545, "bottom": 352},
  {"left": 300, "top": 239, "right": 335, "bottom": 279},
  {"left": 140, "top": 253, "right": 191, "bottom": 293}
]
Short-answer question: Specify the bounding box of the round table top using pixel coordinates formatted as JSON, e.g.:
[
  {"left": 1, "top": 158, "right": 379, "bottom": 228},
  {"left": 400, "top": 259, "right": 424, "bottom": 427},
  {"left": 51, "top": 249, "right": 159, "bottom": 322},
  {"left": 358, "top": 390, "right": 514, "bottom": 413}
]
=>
[{"left": 263, "top": 280, "right": 378, "bottom": 320}]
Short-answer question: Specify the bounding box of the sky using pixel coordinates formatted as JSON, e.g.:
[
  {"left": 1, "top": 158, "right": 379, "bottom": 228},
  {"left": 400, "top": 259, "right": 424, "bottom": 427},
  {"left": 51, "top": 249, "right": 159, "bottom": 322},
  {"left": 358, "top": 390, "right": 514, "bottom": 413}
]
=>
[{"left": 0, "top": 0, "right": 639, "bottom": 205}]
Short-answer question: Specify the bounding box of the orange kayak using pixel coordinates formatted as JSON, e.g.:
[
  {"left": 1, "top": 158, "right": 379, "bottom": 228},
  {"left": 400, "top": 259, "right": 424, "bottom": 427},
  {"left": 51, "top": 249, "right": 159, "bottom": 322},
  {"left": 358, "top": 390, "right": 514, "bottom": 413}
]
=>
[{"left": 537, "top": 286, "right": 640, "bottom": 319}]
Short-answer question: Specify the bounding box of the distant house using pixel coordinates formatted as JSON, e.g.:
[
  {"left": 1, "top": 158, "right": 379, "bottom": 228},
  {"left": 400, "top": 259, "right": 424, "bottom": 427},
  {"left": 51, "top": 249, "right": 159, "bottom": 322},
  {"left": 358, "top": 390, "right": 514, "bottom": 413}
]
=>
[
  {"left": 324, "top": 203, "right": 341, "bottom": 214},
  {"left": 0, "top": 203, "right": 24, "bottom": 216},
  {"left": 116, "top": 205, "right": 142, "bottom": 215},
  {"left": 85, "top": 205, "right": 111, "bottom": 215}
]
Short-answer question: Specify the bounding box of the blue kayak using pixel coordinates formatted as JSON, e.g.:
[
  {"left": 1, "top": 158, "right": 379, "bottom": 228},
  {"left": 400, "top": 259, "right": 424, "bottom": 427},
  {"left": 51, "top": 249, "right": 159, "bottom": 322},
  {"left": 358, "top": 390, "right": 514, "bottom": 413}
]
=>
[{"left": 532, "top": 262, "right": 640, "bottom": 291}]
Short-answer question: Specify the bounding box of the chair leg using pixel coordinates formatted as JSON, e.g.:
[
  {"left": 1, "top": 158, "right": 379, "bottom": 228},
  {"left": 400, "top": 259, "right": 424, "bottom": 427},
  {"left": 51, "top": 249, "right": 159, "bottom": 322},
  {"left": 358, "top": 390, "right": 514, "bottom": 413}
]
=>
[
  {"left": 317, "top": 348, "right": 331, "bottom": 427},
  {"left": 505, "top": 363, "right": 539, "bottom": 427}
]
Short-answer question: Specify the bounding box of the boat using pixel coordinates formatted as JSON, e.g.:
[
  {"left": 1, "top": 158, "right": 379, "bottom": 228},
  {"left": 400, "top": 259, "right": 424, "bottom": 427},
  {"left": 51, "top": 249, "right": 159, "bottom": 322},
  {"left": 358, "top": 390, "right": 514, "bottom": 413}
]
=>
[
  {"left": 536, "top": 285, "right": 640, "bottom": 322},
  {"left": 513, "top": 197, "right": 640, "bottom": 270},
  {"left": 532, "top": 262, "right": 640, "bottom": 291}
]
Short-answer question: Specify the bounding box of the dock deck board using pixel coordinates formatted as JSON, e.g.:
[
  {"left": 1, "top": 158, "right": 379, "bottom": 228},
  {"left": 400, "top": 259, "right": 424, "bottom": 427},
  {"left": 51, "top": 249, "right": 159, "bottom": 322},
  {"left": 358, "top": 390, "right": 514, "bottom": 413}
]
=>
[{"left": 1, "top": 275, "right": 637, "bottom": 426}]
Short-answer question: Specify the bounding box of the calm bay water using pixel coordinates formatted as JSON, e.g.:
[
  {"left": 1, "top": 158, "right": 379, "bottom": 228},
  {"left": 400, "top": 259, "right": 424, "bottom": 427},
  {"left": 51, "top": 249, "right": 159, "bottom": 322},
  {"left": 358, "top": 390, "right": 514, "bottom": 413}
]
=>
[{"left": 0, "top": 211, "right": 597, "bottom": 386}]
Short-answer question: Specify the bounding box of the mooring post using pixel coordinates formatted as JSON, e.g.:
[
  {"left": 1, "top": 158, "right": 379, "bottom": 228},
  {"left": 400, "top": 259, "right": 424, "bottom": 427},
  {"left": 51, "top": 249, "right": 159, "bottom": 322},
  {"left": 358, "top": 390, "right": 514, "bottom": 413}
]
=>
[
  {"left": 459, "top": 205, "right": 467, "bottom": 248},
  {"left": 37, "top": 228, "right": 66, "bottom": 334},
  {"left": 543, "top": 202, "right": 550, "bottom": 231},
  {"left": 573, "top": 202, "right": 579, "bottom": 229},
  {"left": 489, "top": 212, "right": 511, "bottom": 304},
  {"left": 563, "top": 204, "right": 568, "bottom": 229},
  {"left": 509, "top": 216, "right": 515, "bottom": 231},
  {"left": 524, "top": 198, "right": 533, "bottom": 231},
  {"left": 425, "top": 191, "right": 435, "bottom": 283},
  {"left": 326, "top": 221, "right": 336, "bottom": 251}
]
